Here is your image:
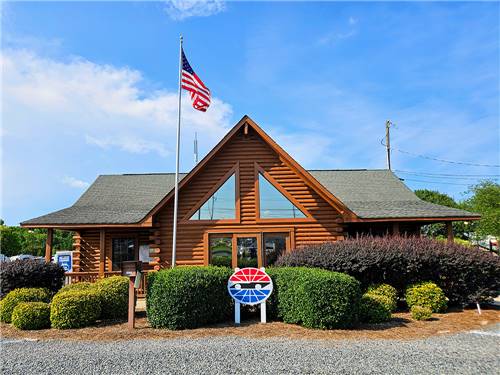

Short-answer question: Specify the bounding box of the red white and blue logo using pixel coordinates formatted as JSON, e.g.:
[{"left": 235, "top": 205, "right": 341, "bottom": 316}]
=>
[{"left": 227, "top": 267, "right": 273, "bottom": 305}]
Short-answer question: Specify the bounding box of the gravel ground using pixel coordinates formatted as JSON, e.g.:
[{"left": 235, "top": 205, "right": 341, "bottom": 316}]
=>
[{"left": 1, "top": 324, "right": 499, "bottom": 374}]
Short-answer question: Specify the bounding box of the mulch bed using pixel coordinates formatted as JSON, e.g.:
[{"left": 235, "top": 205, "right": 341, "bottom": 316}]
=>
[{"left": 1, "top": 306, "right": 498, "bottom": 342}]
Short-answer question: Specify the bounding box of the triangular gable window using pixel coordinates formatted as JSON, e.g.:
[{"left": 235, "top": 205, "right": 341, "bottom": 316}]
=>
[
  {"left": 190, "top": 174, "right": 236, "bottom": 220},
  {"left": 259, "top": 173, "right": 306, "bottom": 219}
]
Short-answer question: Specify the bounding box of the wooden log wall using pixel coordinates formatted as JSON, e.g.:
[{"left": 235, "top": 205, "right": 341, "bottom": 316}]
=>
[{"left": 153, "top": 126, "right": 345, "bottom": 268}]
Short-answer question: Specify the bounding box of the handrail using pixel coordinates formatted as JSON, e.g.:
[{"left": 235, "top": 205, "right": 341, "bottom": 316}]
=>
[{"left": 64, "top": 270, "right": 149, "bottom": 296}]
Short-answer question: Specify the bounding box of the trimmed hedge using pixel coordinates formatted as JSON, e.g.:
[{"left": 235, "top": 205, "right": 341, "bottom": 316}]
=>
[
  {"left": 0, "top": 288, "right": 51, "bottom": 323},
  {"left": 275, "top": 236, "right": 500, "bottom": 305},
  {"left": 95, "top": 276, "right": 129, "bottom": 319},
  {"left": 50, "top": 290, "right": 102, "bottom": 329},
  {"left": 12, "top": 302, "right": 51, "bottom": 330},
  {"left": 147, "top": 267, "right": 233, "bottom": 330},
  {"left": 359, "top": 294, "right": 392, "bottom": 323},
  {"left": 267, "top": 267, "right": 361, "bottom": 329},
  {"left": 366, "top": 284, "right": 398, "bottom": 312},
  {"left": 0, "top": 260, "right": 64, "bottom": 298},
  {"left": 406, "top": 282, "right": 447, "bottom": 313},
  {"left": 411, "top": 305, "right": 433, "bottom": 321},
  {"left": 58, "top": 282, "right": 95, "bottom": 294}
]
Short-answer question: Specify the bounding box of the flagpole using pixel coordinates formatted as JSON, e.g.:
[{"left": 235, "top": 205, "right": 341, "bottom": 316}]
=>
[{"left": 171, "top": 34, "right": 183, "bottom": 268}]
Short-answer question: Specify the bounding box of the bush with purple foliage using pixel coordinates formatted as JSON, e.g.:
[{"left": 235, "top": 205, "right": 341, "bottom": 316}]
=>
[
  {"left": 275, "top": 236, "right": 500, "bottom": 306},
  {"left": 0, "top": 259, "right": 65, "bottom": 298}
]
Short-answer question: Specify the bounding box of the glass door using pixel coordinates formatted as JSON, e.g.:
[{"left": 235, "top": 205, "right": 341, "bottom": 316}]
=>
[{"left": 235, "top": 234, "right": 261, "bottom": 268}]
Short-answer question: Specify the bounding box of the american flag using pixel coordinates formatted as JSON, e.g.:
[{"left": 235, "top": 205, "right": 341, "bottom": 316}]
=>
[{"left": 181, "top": 48, "right": 211, "bottom": 112}]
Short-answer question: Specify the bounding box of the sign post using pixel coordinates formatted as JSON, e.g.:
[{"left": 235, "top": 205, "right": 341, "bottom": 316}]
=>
[
  {"left": 227, "top": 267, "right": 273, "bottom": 325},
  {"left": 121, "top": 261, "right": 143, "bottom": 329}
]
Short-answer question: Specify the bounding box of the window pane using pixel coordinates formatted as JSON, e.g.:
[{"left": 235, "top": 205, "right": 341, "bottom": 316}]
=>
[
  {"left": 210, "top": 236, "right": 232, "bottom": 267},
  {"left": 190, "top": 174, "right": 236, "bottom": 220},
  {"left": 112, "top": 238, "right": 135, "bottom": 271},
  {"left": 264, "top": 234, "right": 286, "bottom": 266},
  {"left": 259, "top": 174, "right": 306, "bottom": 219},
  {"left": 237, "top": 237, "right": 258, "bottom": 268}
]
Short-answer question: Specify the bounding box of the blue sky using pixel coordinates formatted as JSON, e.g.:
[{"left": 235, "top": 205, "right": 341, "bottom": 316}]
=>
[{"left": 1, "top": 1, "right": 499, "bottom": 225}]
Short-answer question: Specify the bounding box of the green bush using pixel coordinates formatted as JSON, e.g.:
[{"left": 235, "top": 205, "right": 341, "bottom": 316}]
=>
[
  {"left": 359, "top": 294, "right": 392, "bottom": 323},
  {"left": 406, "top": 282, "right": 447, "bottom": 313},
  {"left": 50, "top": 290, "right": 101, "bottom": 329},
  {"left": 411, "top": 305, "right": 433, "bottom": 321},
  {"left": 147, "top": 266, "right": 233, "bottom": 330},
  {"left": 211, "top": 256, "right": 232, "bottom": 268},
  {"left": 267, "top": 267, "right": 361, "bottom": 329},
  {"left": 366, "top": 283, "right": 398, "bottom": 312},
  {"left": 0, "top": 288, "right": 51, "bottom": 323},
  {"left": 58, "top": 282, "right": 95, "bottom": 294},
  {"left": 95, "top": 276, "right": 129, "bottom": 319},
  {"left": 11, "top": 302, "right": 51, "bottom": 330}
]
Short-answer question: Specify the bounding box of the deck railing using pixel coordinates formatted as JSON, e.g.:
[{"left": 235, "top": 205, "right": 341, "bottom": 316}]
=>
[{"left": 64, "top": 271, "right": 148, "bottom": 296}]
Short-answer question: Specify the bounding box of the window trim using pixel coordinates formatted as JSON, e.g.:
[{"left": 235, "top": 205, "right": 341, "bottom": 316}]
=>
[
  {"left": 181, "top": 162, "right": 240, "bottom": 224},
  {"left": 254, "top": 162, "right": 314, "bottom": 223},
  {"left": 204, "top": 229, "right": 294, "bottom": 267}
]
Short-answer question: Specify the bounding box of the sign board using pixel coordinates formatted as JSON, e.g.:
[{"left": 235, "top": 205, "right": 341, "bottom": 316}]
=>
[
  {"left": 227, "top": 267, "right": 273, "bottom": 305},
  {"left": 55, "top": 251, "right": 73, "bottom": 272},
  {"left": 227, "top": 267, "right": 273, "bottom": 324}
]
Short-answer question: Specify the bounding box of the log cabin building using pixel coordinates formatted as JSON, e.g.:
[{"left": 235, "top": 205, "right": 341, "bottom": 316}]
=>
[{"left": 22, "top": 116, "right": 480, "bottom": 280}]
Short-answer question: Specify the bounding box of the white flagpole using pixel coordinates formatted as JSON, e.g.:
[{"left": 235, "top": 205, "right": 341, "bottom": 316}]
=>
[{"left": 171, "top": 34, "right": 183, "bottom": 268}]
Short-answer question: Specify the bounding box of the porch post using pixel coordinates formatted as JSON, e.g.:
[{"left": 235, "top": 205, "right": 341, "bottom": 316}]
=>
[
  {"left": 392, "top": 222, "right": 400, "bottom": 236},
  {"left": 99, "top": 229, "right": 106, "bottom": 278},
  {"left": 446, "top": 222, "right": 454, "bottom": 244},
  {"left": 45, "top": 228, "right": 53, "bottom": 262}
]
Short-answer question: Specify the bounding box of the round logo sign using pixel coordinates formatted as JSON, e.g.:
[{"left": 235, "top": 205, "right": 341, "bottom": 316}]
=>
[{"left": 227, "top": 267, "right": 273, "bottom": 305}]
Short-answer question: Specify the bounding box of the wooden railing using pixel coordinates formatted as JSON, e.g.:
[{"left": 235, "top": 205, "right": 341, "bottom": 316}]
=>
[{"left": 64, "top": 271, "right": 149, "bottom": 296}]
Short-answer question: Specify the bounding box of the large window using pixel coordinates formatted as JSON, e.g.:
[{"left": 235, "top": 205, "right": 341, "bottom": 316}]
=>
[
  {"left": 263, "top": 233, "right": 287, "bottom": 266},
  {"left": 112, "top": 238, "right": 135, "bottom": 271},
  {"left": 190, "top": 174, "right": 236, "bottom": 220},
  {"left": 258, "top": 173, "right": 306, "bottom": 219},
  {"left": 209, "top": 235, "right": 232, "bottom": 267}
]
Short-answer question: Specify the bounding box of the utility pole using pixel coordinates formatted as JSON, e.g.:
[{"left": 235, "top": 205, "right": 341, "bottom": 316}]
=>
[{"left": 385, "top": 120, "right": 392, "bottom": 170}]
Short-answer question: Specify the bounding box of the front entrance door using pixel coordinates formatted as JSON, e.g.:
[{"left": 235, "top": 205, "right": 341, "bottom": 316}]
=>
[{"left": 235, "top": 234, "right": 261, "bottom": 268}]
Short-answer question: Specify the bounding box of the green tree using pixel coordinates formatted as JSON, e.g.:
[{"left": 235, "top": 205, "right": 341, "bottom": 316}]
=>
[
  {"left": 0, "top": 224, "right": 74, "bottom": 257},
  {"left": 463, "top": 181, "right": 500, "bottom": 239},
  {"left": 414, "top": 189, "right": 469, "bottom": 239}
]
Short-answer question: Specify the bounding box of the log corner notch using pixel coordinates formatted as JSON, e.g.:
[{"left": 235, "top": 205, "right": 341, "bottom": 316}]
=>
[
  {"left": 45, "top": 228, "right": 53, "bottom": 262},
  {"left": 446, "top": 221, "right": 454, "bottom": 244},
  {"left": 99, "top": 229, "right": 106, "bottom": 278}
]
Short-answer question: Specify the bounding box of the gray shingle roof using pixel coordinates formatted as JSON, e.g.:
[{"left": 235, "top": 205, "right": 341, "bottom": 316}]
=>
[
  {"left": 309, "top": 170, "right": 479, "bottom": 219},
  {"left": 22, "top": 169, "right": 479, "bottom": 225}
]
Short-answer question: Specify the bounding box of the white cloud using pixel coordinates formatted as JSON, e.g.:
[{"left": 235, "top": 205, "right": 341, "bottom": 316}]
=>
[
  {"left": 1, "top": 48, "right": 234, "bottom": 224},
  {"left": 348, "top": 17, "right": 357, "bottom": 26},
  {"left": 164, "top": 0, "right": 226, "bottom": 21},
  {"left": 85, "top": 134, "right": 170, "bottom": 157},
  {"left": 62, "top": 176, "right": 90, "bottom": 189}
]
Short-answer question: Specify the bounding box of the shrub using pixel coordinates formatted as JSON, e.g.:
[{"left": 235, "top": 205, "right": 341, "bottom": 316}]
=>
[
  {"left": 267, "top": 267, "right": 361, "bottom": 329},
  {"left": 359, "top": 294, "right": 392, "bottom": 323},
  {"left": 275, "top": 236, "right": 500, "bottom": 305},
  {"left": 11, "top": 302, "right": 51, "bottom": 330},
  {"left": 50, "top": 290, "right": 101, "bottom": 329},
  {"left": 58, "top": 282, "right": 95, "bottom": 294},
  {"left": 406, "top": 282, "right": 447, "bottom": 313},
  {"left": 0, "top": 259, "right": 65, "bottom": 298},
  {"left": 366, "top": 283, "right": 398, "bottom": 312},
  {"left": 147, "top": 266, "right": 233, "bottom": 330},
  {"left": 0, "top": 288, "right": 51, "bottom": 323},
  {"left": 95, "top": 276, "right": 129, "bottom": 319},
  {"left": 411, "top": 305, "right": 433, "bottom": 321}
]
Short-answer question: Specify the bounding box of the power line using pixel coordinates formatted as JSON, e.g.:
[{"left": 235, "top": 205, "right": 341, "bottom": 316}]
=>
[
  {"left": 401, "top": 178, "right": 475, "bottom": 186},
  {"left": 395, "top": 170, "right": 499, "bottom": 180},
  {"left": 395, "top": 169, "right": 500, "bottom": 177},
  {"left": 380, "top": 139, "right": 500, "bottom": 168}
]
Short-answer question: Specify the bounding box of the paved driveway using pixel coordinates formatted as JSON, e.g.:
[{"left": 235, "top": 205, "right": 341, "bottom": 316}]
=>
[{"left": 1, "top": 325, "right": 499, "bottom": 374}]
